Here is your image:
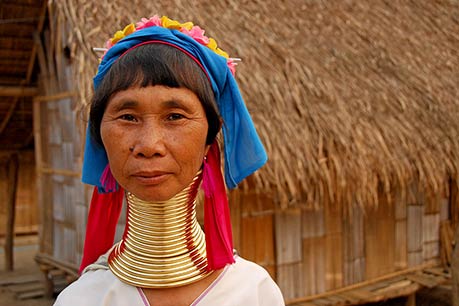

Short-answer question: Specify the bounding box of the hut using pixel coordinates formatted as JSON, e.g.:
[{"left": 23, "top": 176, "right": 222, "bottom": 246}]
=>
[
  {"left": 9, "top": 0, "right": 459, "bottom": 304},
  {"left": 0, "top": 0, "right": 46, "bottom": 271}
]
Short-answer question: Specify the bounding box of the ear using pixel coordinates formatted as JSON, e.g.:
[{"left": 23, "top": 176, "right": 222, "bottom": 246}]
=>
[
  {"left": 204, "top": 143, "right": 211, "bottom": 156},
  {"left": 218, "top": 117, "right": 223, "bottom": 132}
]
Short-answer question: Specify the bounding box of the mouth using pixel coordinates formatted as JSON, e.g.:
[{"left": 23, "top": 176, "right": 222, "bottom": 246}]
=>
[{"left": 131, "top": 171, "right": 172, "bottom": 185}]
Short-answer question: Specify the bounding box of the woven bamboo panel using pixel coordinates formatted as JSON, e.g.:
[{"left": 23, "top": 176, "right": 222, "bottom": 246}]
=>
[
  {"left": 0, "top": 151, "right": 37, "bottom": 235},
  {"left": 241, "top": 214, "right": 275, "bottom": 272},
  {"left": 302, "top": 236, "right": 326, "bottom": 296},
  {"left": 302, "top": 207, "right": 326, "bottom": 295},
  {"left": 277, "top": 262, "right": 304, "bottom": 300},
  {"left": 422, "top": 213, "right": 440, "bottom": 262},
  {"left": 364, "top": 200, "right": 395, "bottom": 280},
  {"left": 439, "top": 198, "right": 449, "bottom": 222},
  {"left": 324, "top": 201, "right": 343, "bottom": 291},
  {"left": 275, "top": 208, "right": 302, "bottom": 265},
  {"left": 394, "top": 195, "right": 407, "bottom": 270},
  {"left": 407, "top": 204, "right": 424, "bottom": 267},
  {"left": 302, "top": 208, "right": 325, "bottom": 239},
  {"left": 343, "top": 207, "right": 365, "bottom": 286},
  {"left": 394, "top": 220, "right": 408, "bottom": 270},
  {"left": 423, "top": 214, "right": 440, "bottom": 243},
  {"left": 275, "top": 208, "right": 302, "bottom": 300}
]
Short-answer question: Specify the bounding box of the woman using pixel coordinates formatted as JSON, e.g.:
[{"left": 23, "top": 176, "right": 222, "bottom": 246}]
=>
[{"left": 54, "top": 16, "right": 284, "bottom": 306}]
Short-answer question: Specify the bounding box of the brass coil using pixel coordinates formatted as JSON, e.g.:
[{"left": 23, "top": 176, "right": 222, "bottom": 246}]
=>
[{"left": 108, "top": 171, "right": 210, "bottom": 288}]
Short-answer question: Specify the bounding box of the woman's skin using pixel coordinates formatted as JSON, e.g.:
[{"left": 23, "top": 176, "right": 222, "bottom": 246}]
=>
[
  {"left": 100, "top": 85, "right": 222, "bottom": 305},
  {"left": 101, "top": 85, "right": 210, "bottom": 202}
]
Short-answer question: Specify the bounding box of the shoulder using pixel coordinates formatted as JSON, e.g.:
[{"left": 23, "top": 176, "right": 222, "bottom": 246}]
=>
[
  {"left": 199, "top": 256, "right": 285, "bottom": 305},
  {"left": 53, "top": 268, "right": 141, "bottom": 306},
  {"left": 232, "top": 256, "right": 284, "bottom": 294},
  {"left": 230, "top": 256, "right": 273, "bottom": 281}
]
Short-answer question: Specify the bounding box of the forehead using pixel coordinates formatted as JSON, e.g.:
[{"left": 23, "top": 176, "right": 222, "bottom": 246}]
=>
[{"left": 106, "top": 85, "right": 205, "bottom": 112}]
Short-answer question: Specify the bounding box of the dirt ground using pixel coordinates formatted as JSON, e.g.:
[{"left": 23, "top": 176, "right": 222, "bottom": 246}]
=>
[
  {"left": 0, "top": 235, "right": 55, "bottom": 306},
  {"left": 0, "top": 235, "right": 453, "bottom": 306}
]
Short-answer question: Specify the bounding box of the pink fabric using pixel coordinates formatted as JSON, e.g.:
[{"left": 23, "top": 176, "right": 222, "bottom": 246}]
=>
[
  {"left": 100, "top": 164, "right": 117, "bottom": 192},
  {"left": 136, "top": 288, "right": 150, "bottom": 306},
  {"left": 202, "top": 142, "right": 235, "bottom": 270},
  {"left": 79, "top": 186, "right": 124, "bottom": 273}
]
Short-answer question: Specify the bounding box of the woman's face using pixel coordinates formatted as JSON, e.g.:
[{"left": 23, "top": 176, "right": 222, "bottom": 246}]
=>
[{"left": 100, "top": 85, "right": 210, "bottom": 202}]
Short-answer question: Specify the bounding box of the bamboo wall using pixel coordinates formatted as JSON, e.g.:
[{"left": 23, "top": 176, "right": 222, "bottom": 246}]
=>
[
  {"left": 230, "top": 189, "right": 451, "bottom": 301},
  {"left": 34, "top": 6, "right": 91, "bottom": 269},
  {"left": 34, "top": 93, "right": 88, "bottom": 266},
  {"left": 0, "top": 151, "right": 38, "bottom": 235}
]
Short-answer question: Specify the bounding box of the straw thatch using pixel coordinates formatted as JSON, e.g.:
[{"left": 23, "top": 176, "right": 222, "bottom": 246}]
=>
[{"left": 55, "top": 0, "right": 459, "bottom": 210}]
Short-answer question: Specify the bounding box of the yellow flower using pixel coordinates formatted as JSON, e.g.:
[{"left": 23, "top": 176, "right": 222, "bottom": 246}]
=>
[
  {"left": 123, "top": 23, "right": 136, "bottom": 35},
  {"left": 215, "top": 48, "right": 229, "bottom": 58},
  {"left": 110, "top": 23, "right": 136, "bottom": 44},
  {"left": 161, "top": 16, "right": 193, "bottom": 30},
  {"left": 206, "top": 38, "right": 218, "bottom": 51},
  {"left": 206, "top": 38, "right": 229, "bottom": 58}
]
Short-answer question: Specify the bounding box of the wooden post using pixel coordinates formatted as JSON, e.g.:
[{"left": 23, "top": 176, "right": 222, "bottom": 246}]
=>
[
  {"left": 451, "top": 179, "right": 459, "bottom": 306},
  {"left": 4, "top": 153, "right": 19, "bottom": 271},
  {"left": 452, "top": 224, "right": 459, "bottom": 306},
  {"left": 406, "top": 293, "right": 416, "bottom": 306}
]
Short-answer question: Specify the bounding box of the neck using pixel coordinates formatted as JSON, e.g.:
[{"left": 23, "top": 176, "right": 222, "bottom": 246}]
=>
[{"left": 108, "top": 171, "right": 211, "bottom": 288}]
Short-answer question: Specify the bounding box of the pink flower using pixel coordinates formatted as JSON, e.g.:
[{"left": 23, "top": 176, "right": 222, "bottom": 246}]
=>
[
  {"left": 105, "top": 39, "right": 113, "bottom": 49},
  {"left": 180, "top": 26, "right": 210, "bottom": 45},
  {"left": 227, "top": 59, "right": 237, "bottom": 75},
  {"left": 136, "top": 15, "right": 162, "bottom": 30}
]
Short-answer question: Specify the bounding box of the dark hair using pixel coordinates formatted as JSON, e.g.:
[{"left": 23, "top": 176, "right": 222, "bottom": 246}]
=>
[{"left": 89, "top": 43, "right": 221, "bottom": 146}]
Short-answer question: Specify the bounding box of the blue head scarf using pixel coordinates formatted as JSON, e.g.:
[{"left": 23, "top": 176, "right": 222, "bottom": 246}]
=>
[{"left": 82, "top": 25, "right": 267, "bottom": 191}]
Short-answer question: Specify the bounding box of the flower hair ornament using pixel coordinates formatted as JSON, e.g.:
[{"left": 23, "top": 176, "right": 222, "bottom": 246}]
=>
[
  {"left": 80, "top": 16, "right": 268, "bottom": 273},
  {"left": 94, "top": 16, "right": 239, "bottom": 75}
]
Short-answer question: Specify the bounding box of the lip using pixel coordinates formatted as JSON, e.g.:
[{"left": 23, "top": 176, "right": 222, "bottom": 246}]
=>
[{"left": 130, "top": 171, "right": 172, "bottom": 185}]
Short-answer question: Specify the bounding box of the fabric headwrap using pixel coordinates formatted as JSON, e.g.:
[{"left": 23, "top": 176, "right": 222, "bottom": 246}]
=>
[{"left": 79, "top": 17, "right": 267, "bottom": 272}]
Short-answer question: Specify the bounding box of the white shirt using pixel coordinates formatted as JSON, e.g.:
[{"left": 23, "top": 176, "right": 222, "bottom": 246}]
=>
[{"left": 54, "top": 255, "right": 285, "bottom": 306}]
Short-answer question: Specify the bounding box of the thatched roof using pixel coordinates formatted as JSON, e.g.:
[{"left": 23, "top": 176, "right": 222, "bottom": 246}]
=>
[
  {"left": 55, "top": 0, "right": 459, "bottom": 209},
  {"left": 0, "top": 0, "right": 46, "bottom": 150}
]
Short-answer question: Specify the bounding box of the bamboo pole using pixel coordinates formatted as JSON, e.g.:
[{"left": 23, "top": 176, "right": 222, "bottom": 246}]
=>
[
  {"left": 4, "top": 153, "right": 19, "bottom": 271},
  {"left": 33, "top": 92, "right": 47, "bottom": 254},
  {"left": 0, "top": 98, "right": 20, "bottom": 136},
  {"left": 0, "top": 86, "right": 39, "bottom": 97},
  {"left": 285, "top": 262, "right": 437, "bottom": 305},
  {"left": 34, "top": 91, "right": 76, "bottom": 103},
  {"left": 38, "top": 167, "right": 80, "bottom": 177}
]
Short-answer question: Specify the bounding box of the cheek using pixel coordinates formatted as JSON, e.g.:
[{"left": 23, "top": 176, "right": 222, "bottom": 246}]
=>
[
  {"left": 101, "top": 123, "right": 117, "bottom": 153},
  {"left": 171, "top": 126, "right": 208, "bottom": 168},
  {"left": 100, "top": 123, "right": 129, "bottom": 174},
  {"left": 189, "top": 129, "right": 209, "bottom": 164},
  {"left": 101, "top": 121, "right": 129, "bottom": 149}
]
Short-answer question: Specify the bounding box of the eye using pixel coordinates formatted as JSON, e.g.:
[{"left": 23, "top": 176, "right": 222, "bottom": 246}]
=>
[
  {"left": 119, "top": 114, "right": 137, "bottom": 122},
  {"left": 167, "top": 113, "right": 185, "bottom": 121}
]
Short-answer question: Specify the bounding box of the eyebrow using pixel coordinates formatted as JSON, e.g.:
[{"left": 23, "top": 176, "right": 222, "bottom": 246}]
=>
[
  {"left": 110, "top": 99, "right": 195, "bottom": 113},
  {"left": 111, "top": 100, "right": 138, "bottom": 112},
  {"left": 162, "top": 100, "right": 193, "bottom": 113}
]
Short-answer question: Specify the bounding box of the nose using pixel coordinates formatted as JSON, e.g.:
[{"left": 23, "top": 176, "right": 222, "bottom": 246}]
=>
[{"left": 130, "top": 122, "right": 167, "bottom": 158}]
